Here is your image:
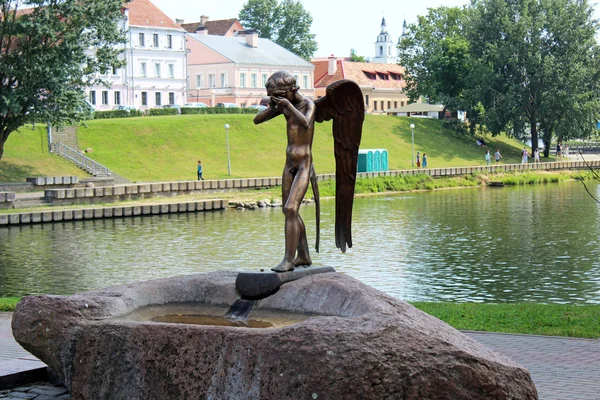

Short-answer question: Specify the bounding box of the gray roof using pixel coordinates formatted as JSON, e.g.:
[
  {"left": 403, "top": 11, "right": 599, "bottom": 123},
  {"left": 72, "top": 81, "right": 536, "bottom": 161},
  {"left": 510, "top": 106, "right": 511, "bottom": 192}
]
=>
[
  {"left": 187, "top": 34, "right": 314, "bottom": 68},
  {"left": 387, "top": 103, "right": 444, "bottom": 113}
]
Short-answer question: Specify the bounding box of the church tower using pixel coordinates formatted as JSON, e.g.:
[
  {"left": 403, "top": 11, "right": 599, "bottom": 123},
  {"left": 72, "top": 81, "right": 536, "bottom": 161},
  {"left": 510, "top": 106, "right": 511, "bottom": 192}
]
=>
[{"left": 372, "top": 17, "right": 397, "bottom": 64}]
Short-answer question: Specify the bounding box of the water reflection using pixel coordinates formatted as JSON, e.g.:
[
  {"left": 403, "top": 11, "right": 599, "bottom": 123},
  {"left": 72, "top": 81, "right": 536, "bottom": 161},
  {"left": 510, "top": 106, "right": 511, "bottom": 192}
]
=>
[{"left": 0, "top": 181, "right": 598, "bottom": 304}]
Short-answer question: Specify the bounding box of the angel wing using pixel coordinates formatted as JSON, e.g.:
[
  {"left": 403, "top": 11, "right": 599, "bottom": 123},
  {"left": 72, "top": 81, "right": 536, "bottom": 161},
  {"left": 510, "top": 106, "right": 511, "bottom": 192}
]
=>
[{"left": 314, "top": 80, "right": 364, "bottom": 252}]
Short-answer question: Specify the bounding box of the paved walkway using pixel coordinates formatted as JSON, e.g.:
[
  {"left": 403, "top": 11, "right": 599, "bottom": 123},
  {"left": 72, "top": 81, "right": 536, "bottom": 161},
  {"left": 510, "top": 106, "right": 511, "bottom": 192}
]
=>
[{"left": 1, "top": 312, "right": 599, "bottom": 399}]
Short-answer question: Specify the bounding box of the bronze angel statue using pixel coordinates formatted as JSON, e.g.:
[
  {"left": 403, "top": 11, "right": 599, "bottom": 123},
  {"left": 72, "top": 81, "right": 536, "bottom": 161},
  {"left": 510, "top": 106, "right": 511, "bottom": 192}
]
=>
[{"left": 254, "top": 71, "right": 364, "bottom": 272}]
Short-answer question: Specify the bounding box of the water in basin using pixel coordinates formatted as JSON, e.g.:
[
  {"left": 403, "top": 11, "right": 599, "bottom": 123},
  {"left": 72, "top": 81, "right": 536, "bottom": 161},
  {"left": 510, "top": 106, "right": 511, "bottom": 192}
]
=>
[{"left": 115, "top": 303, "right": 315, "bottom": 329}]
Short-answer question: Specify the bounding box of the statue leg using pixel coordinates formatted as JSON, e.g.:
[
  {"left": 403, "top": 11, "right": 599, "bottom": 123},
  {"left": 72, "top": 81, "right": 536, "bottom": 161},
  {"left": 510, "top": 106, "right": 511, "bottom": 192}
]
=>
[
  {"left": 273, "top": 165, "right": 310, "bottom": 272},
  {"left": 294, "top": 215, "right": 312, "bottom": 267}
]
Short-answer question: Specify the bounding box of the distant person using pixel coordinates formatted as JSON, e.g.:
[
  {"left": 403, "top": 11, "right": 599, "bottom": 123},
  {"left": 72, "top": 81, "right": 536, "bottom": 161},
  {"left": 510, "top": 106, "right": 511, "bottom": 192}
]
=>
[
  {"left": 416, "top": 151, "right": 421, "bottom": 168},
  {"left": 197, "top": 160, "right": 204, "bottom": 180},
  {"left": 556, "top": 142, "right": 562, "bottom": 161},
  {"left": 564, "top": 144, "right": 570, "bottom": 158},
  {"left": 422, "top": 153, "right": 428, "bottom": 168},
  {"left": 494, "top": 149, "right": 502, "bottom": 163},
  {"left": 521, "top": 147, "right": 529, "bottom": 164},
  {"left": 476, "top": 138, "right": 487, "bottom": 147},
  {"left": 485, "top": 150, "right": 491, "bottom": 166},
  {"left": 533, "top": 149, "right": 541, "bottom": 164}
]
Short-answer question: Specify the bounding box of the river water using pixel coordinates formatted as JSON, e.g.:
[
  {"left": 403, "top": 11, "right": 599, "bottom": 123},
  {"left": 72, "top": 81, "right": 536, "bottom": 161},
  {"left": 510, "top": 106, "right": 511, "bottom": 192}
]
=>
[{"left": 1, "top": 180, "right": 599, "bottom": 304}]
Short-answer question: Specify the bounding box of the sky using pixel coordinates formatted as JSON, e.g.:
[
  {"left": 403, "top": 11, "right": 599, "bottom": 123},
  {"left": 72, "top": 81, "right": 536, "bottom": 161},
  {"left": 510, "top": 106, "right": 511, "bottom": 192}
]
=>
[
  {"left": 152, "top": 0, "right": 471, "bottom": 58},
  {"left": 152, "top": 0, "right": 600, "bottom": 59}
]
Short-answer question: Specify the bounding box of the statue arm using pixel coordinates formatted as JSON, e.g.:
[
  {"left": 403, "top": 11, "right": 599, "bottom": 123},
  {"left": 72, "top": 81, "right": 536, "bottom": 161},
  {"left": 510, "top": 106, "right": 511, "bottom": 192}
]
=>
[{"left": 253, "top": 107, "right": 281, "bottom": 125}]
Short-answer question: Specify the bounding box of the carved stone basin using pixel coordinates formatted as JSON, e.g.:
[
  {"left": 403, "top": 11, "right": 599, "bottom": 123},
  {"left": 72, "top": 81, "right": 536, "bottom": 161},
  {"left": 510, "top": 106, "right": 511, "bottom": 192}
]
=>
[{"left": 12, "top": 271, "right": 537, "bottom": 399}]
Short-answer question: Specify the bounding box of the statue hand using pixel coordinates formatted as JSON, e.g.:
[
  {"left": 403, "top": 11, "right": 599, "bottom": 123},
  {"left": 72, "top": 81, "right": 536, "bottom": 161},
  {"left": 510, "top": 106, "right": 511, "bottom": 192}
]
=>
[{"left": 271, "top": 96, "right": 291, "bottom": 110}]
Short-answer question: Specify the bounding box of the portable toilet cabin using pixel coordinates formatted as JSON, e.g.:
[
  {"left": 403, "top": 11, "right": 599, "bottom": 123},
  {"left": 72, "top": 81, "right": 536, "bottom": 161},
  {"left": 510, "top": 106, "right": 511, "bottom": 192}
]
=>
[
  {"left": 357, "top": 149, "right": 374, "bottom": 173},
  {"left": 371, "top": 149, "right": 389, "bottom": 172}
]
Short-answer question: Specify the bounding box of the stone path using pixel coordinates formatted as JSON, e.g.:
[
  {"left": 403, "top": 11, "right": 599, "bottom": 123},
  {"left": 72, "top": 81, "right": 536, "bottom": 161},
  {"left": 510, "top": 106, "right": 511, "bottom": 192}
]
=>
[
  {"left": 465, "top": 331, "right": 600, "bottom": 400},
  {"left": 1, "top": 312, "right": 599, "bottom": 399}
]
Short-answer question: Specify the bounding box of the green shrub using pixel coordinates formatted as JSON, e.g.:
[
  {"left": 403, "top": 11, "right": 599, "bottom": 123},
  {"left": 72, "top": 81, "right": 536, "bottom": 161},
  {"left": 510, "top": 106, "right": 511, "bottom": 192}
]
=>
[
  {"left": 443, "top": 119, "right": 470, "bottom": 136},
  {"left": 148, "top": 108, "right": 178, "bottom": 116},
  {"left": 181, "top": 107, "right": 259, "bottom": 115},
  {"left": 93, "top": 110, "right": 143, "bottom": 119}
]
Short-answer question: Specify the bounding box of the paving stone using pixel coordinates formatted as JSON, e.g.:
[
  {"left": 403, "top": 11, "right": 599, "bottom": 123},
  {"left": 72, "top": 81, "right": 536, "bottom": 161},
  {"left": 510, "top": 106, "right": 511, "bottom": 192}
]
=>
[
  {"left": 3, "top": 391, "right": 36, "bottom": 399},
  {"left": 27, "top": 385, "right": 68, "bottom": 397}
]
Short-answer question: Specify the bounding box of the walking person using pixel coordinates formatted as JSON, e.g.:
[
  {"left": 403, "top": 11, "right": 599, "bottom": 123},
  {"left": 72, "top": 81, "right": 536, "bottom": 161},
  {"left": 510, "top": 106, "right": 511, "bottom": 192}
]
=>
[
  {"left": 485, "top": 150, "right": 491, "bottom": 166},
  {"left": 556, "top": 141, "right": 562, "bottom": 161},
  {"left": 416, "top": 151, "right": 421, "bottom": 168},
  {"left": 197, "top": 160, "right": 204, "bottom": 180},
  {"left": 533, "top": 148, "right": 541, "bottom": 163},
  {"left": 521, "top": 147, "right": 529, "bottom": 164},
  {"left": 422, "top": 153, "right": 428, "bottom": 168},
  {"left": 494, "top": 149, "right": 502, "bottom": 163}
]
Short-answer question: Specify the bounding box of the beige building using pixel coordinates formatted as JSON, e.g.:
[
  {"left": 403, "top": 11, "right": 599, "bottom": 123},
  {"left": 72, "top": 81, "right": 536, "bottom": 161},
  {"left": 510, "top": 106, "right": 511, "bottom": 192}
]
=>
[{"left": 312, "top": 56, "right": 409, "bottom": 114}]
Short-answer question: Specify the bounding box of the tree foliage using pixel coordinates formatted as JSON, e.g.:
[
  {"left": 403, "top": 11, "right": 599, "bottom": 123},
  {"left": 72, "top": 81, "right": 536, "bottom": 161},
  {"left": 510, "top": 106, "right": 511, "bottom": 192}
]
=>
[
  {"left": 398, "top": 7, "right": 471, "bottom": 114},
  {"left": 349, "top": 49, "right": 366, "bottom": 62},
  {"left": 0, "top": 0, "right": 127, "bottom": 160},
  {"left": 399, "top": 0, "right": 600, "bottom": 152},
  {"left": 239, "top": 0, "right": 317, "bottom": 59},
  {"left": 466, "top": 0, "right": 600, "bottom": 153}
]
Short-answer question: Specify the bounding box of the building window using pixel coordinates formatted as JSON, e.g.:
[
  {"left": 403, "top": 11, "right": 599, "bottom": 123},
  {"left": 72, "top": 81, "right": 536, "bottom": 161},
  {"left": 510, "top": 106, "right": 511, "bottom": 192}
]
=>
[
  {"left": 139, "top": 33, "right": 145, "bottom": 47},
  {"left": 379, "top": 45, "right": 383, "bottom": 56},
  {"left": 154, "top": 63, "right": 161, "bottom": 77},
  {"left": 141, "top": 92, "right": 148, "bottom": 106},
  {"left": 155, "top": 92, "right": 162, "bottom": 106},
  {"left": 208, "top": 74, "right": 216, "bottom": 88},
  {"left": 251, "top": 73, "right": 257, "bottom": 88},
  {"left": 394, "top": 101, "right": 397, "bottom": 108},
  {"left": 89, "top": 91, "right": 96, "bottom": 105},
  {"left": 196, "top": 74, "right": 203, "bottom": 88},
  {"left": 114, "top": 91, "right": 121, "bottom": 105},
  {"left": 112, "top": 66, "right": 118, "bottom": 75},
  {"left": 401, "top": 101, "right": 405, "bottom": 107},
  {"left": 239, "top": 73, "right": 246, "bottom": 88},
  {"left": 153, "top": 33, "right": 159, "bottom": 47},
  {"left": 101, "top": 91, "right": 108, "bottom": 105},
  {"left": 387, "top": 101, "right": 391, "bottom": 109},
  {"left": 262, "top": 73, "right": 268, "bottom": 87},
  {"left": 380, "top": 101, "right": 384, "bottom": 110},
  {"left": 221, "top": 73, "right": 227, "bottom": 87},
  {"left": 169, "top": 92, "right": 175, "bottom": 105},
  {"left": 365, "top": 95, "right": 369, "bottom": 106},
  {"left": 303, "top": 75, "right": 308, "bottom": 89},
  {"left": 140, "top": 62, "right": 147, "bottom": 77},
  {"left": 167, "top": 34, "right": 172, "bottom": 49},
  {"left": 168, "top": 64, "right": 175, "bottom": 78},
  {"left": 293, "top": 74, "right": 299, "bottom": 84},
  {"left": 374, "top": 101, "right": 377, "bottom": 111}
]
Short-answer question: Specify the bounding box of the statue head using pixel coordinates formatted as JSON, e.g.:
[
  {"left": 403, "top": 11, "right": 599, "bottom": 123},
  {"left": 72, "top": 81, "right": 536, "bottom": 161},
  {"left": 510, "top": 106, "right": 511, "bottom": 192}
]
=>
[{"left": 265, "top": 71, "right": 299, "bottom": 98}]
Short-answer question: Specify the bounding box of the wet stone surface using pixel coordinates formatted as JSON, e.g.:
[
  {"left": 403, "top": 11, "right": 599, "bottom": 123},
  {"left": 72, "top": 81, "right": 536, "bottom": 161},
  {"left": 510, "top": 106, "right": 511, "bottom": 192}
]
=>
[{"left": 0, "top": 382, "right": 69, "bottom": 399}]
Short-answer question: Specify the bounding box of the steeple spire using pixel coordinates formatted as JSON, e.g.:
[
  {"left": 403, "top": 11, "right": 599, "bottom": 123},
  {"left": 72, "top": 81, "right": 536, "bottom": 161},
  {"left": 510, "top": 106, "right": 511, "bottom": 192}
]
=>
[{"left": 380, "top": 16, "right": 387, "bottom": 33}]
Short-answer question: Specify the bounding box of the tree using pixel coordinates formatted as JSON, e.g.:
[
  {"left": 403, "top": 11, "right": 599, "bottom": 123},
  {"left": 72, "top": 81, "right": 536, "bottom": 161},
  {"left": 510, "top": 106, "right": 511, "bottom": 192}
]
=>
[
  {"left": 397, "top": 7, "right": 471, "bottom": 118},
  {"left": 466, "top": 0, "right": 600, "bottom": 154},
  {"left": 239, "top": 0, "right": 318, "bottom": 59},
  {"left": 0, "top": 0, "right": 127, "bottom": 160},
  {"left": 349, "top": 49, "right": 366, "bottom": 62}
]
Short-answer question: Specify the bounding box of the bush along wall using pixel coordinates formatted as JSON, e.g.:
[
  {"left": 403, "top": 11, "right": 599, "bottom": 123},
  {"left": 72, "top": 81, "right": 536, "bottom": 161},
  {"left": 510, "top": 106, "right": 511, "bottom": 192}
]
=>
[
  {"left": 180, "top": 107, "right": 259, "bottom": 115},
  {"left": 148, "top": 108, "right": 178, "bottom": 116},
  {"left": 93, "top": 110, "right": 143, "bottom": 119}
]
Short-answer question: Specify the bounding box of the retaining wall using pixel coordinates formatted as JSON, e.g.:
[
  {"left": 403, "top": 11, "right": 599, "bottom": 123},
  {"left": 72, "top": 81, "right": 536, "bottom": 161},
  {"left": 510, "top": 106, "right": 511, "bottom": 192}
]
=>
[
  {"left": 0, "top": 199, "right": 228, "bottom": 227},
  {"left": 42, "top": 160, "right": 600, "bottom": 206}
]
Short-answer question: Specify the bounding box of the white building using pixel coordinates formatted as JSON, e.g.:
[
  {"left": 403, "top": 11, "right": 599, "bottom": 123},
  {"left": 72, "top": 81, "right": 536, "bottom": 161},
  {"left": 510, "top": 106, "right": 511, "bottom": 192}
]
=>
[
  {"left": 372, "top": 17, "right": 398, "bottom": 64},
  {"left": 86, "top": 0, "right": 187, "bottom": 111}
]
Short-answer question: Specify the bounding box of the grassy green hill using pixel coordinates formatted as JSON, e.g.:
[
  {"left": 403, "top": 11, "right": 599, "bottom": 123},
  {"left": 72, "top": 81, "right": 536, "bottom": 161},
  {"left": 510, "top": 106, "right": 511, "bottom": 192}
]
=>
[
  {"left": 1, "top": 115, "right": 530, "bottom": 183},
  {"left": 0, "top": 126, "right": 88, "bottom": 182}
]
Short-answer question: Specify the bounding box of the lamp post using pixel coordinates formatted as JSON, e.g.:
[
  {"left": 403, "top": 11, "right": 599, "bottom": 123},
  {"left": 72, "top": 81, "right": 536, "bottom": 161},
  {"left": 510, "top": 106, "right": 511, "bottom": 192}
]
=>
[
  {"left": 224, "top": 124, "right": 231, "bottom": 176},
  {"left": 410, "top": 123, "right": 415, "bottom": 167}
]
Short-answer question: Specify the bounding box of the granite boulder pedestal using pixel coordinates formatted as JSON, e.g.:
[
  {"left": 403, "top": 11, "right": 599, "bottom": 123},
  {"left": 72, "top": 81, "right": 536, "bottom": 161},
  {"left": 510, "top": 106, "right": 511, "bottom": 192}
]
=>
[{"left": 12, "top": 271, "right": 537, "bottom": 399}]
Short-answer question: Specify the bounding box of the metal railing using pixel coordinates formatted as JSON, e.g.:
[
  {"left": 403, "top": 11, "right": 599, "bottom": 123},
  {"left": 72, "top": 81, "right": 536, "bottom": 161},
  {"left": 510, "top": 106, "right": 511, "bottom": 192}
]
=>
[{"left": 52, "top": 143, "right": 111, "bottom": 177}]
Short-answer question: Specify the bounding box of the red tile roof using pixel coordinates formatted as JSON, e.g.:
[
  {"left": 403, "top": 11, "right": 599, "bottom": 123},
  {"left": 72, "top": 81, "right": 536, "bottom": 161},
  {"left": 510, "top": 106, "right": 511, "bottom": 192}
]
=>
[
  {"left": 181, "top": 19, "right": 243, "bottom": 36},
  {"left": 313, "top": 59, "right": 405, "bottom": 90},
  {"left": 126, "top": 0, "right": 183, "bottom": 30}
]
